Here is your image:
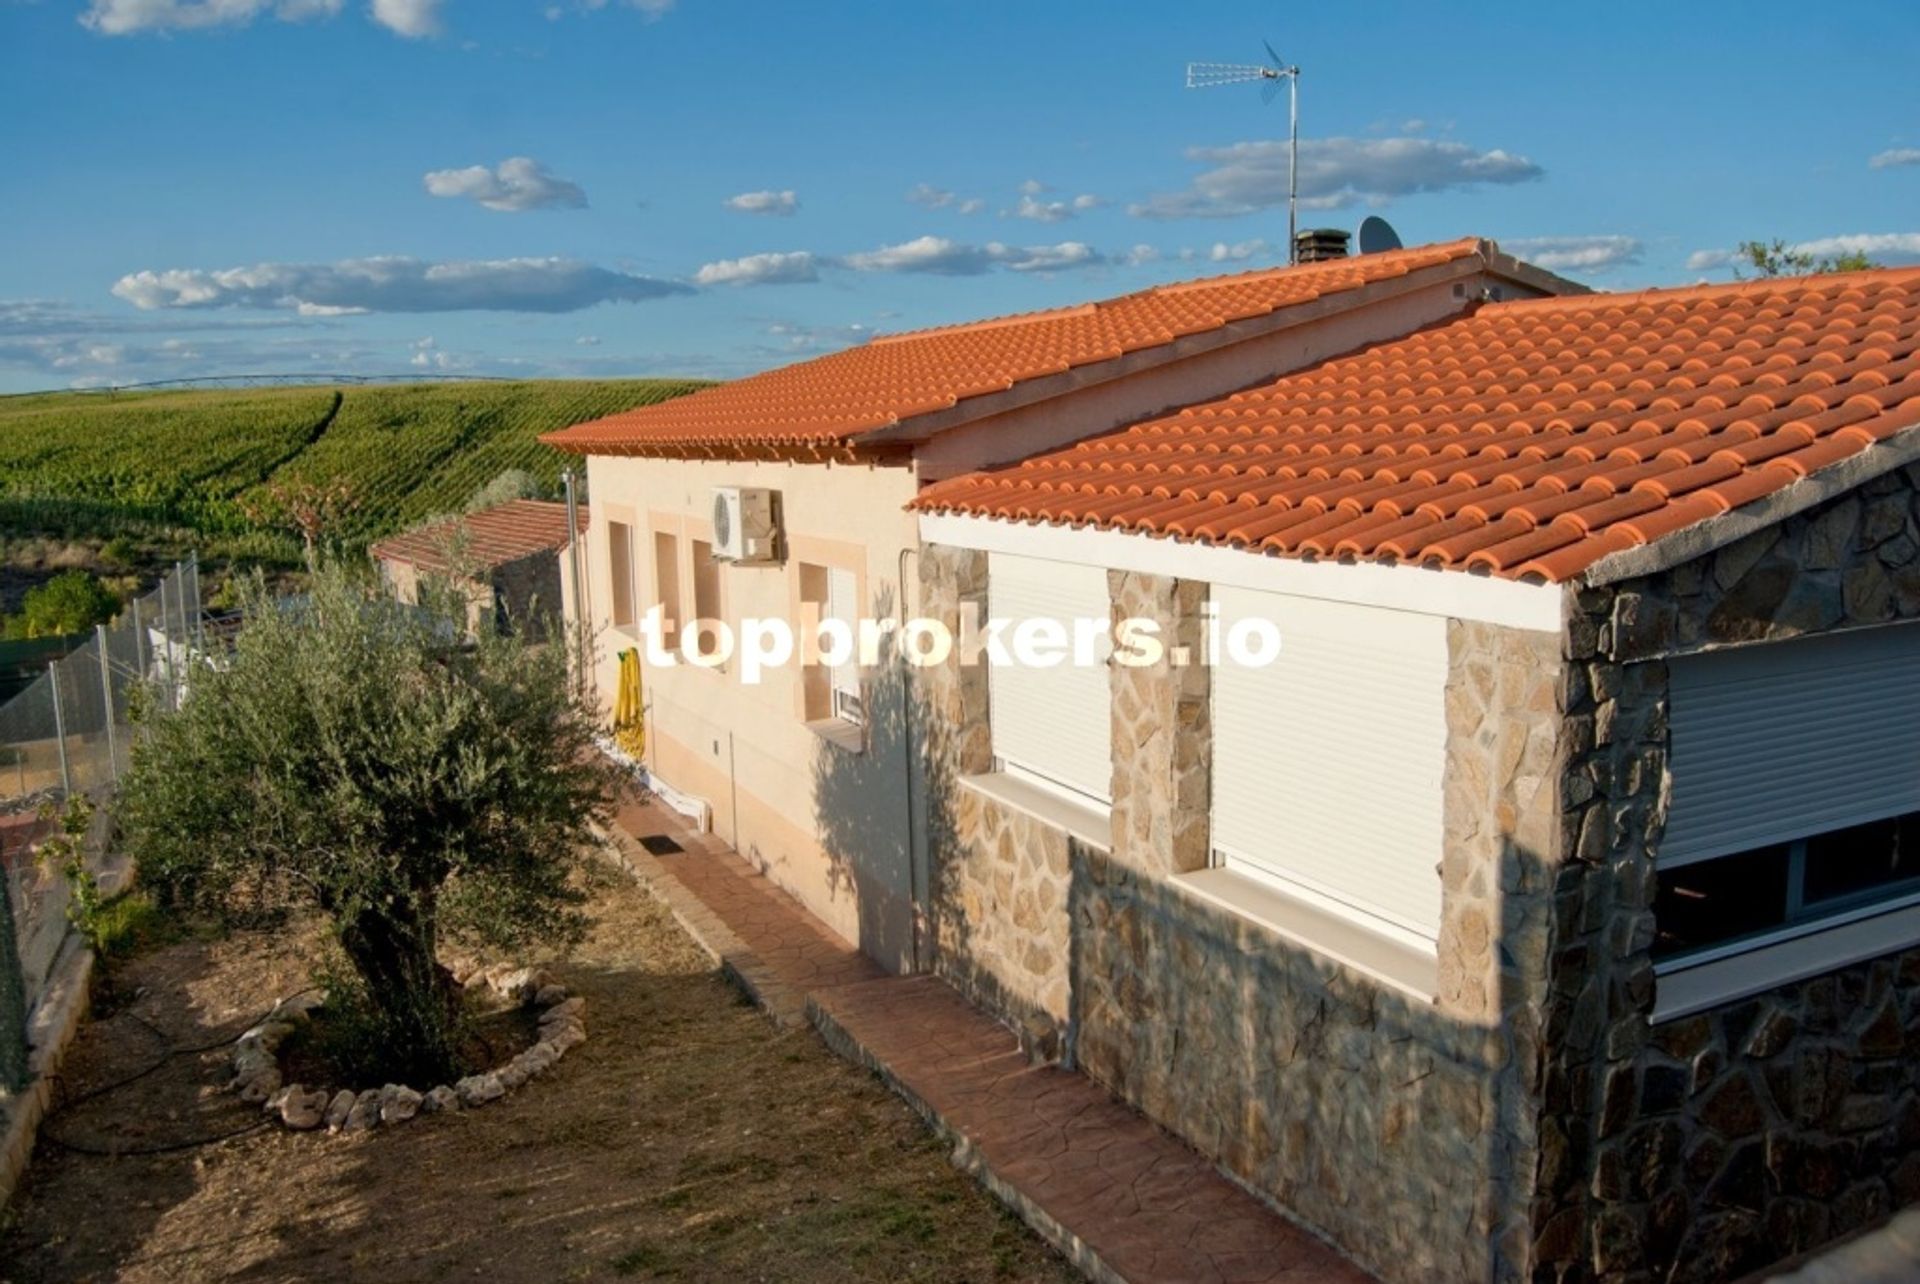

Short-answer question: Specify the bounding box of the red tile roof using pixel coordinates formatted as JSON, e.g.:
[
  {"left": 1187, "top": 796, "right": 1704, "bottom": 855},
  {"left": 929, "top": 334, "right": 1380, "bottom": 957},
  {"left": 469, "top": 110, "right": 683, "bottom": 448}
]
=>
[
  {"left": 370, "top": 500, "right": 584, "bottom": 575},
  {"left": 543, "top": 239, "right": 1493, "bottom": 454},
  {"left": 913, "top": 268, "right": 1920, "bottom": 583}
]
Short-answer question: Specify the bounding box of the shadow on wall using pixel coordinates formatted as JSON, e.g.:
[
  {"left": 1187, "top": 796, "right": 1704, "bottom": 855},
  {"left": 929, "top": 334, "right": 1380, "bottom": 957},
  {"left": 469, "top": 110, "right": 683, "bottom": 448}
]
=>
[
  {"left": 1060, "top": 834, "right": 1555, "bottom": 1284},
  {"left": 809, "top": 585, "right": 953, "bottom": 976}
]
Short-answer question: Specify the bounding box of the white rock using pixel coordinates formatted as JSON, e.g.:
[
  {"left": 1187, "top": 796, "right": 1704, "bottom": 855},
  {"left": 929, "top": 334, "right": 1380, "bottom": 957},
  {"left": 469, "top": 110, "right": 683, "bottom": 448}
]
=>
[
  {"left": 232, "top": 1047, "right": 277, "bottom": 1080},
  {"left": 281, "top": 1087, "right": 329, "bottom": 1130},
  {"left": 343, "top": 1088, "right": 381, "bottom": 1132},
  {"left": 497, "top": 1062, "right": 529, "bottom": 1090},
  {"left": 545, "top": 1022, "right": 586, "bottom": 1053},
  {"left": 539, "top": 996, "right": 585, "bottom": 1025},
  {"left": 324, "top": 1089, "right": 357, "bottom": 1131},
  {"left": 420, "top": 1085, "right": 459, "bottom": 1114},
  {"left": 516, "top": 1044, "right": 557, "bottom": 1077},
  {"left": 533, "top": 983, "right": 568, "bottom": 1007},
  {"left": 271, "top": 993, "right": 323, "bottom": 1024},
  {"left": 264, "top": 1084, "right": 295, "bottom": 1115},
  {"left": 455, "top": 1073, "right": 505, "bottom": 1107},
  {"left": 378, "top": 1083, "right": 423, "bottom": 1123},
  {"left": 238, "top": 1068, "right": 283, "bottom": 1105}
]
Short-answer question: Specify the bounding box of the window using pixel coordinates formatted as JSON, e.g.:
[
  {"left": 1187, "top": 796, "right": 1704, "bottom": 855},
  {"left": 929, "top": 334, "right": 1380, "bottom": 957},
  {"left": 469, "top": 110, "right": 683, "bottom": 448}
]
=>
[
  {"left": 651, "top": 531, "right": 682, "bottom": 651},
  {"left": 690, "top": 538, "right": 724, "bottom": 668},
  {"left": 1209, "top": 587, "right": 1448, "bottom": 949},
  {"left": 1655, "top": 814, "right": 1920, "bottom": 961},
  {"left": 608, "top": 521, "right": 635, "bottom": 629},
  {"left": 985, "top": 553, "right": 1111, "bottom": 806},
  {"left": 797, "top": 561, "right": 861, "bottom": 727}
]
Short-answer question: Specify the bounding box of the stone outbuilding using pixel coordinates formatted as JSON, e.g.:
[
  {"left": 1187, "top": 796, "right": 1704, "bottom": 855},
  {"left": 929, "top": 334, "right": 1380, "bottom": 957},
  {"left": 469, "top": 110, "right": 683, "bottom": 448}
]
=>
[{"left": 371, "top": 498, "right": 583, "bottom": 636}]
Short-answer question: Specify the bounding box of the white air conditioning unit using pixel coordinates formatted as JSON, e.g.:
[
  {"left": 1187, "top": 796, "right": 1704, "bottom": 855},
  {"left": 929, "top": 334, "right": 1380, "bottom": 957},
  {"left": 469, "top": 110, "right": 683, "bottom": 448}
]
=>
[{"left": 711, "top": 486, "right": 781, "bottom": 563}]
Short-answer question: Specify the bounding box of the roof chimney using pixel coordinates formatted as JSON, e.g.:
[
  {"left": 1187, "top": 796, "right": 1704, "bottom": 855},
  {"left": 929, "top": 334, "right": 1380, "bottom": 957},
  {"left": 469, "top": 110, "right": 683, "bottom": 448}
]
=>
[{"left": 1293, "top": 228, "right": 1351, "bottom": 264}]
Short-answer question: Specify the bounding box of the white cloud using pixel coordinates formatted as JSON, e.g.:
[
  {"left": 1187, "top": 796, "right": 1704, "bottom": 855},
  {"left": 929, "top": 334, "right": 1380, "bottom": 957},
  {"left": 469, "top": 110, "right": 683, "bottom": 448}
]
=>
[
  {"left": 758, "top": 321, "right": 874, "bottom": 356},
  {"left": 423, "top": 157, "right": 587, "bottom": 212},
  {"left": 1122, "top": 244, "right": 1161, "bottom": 266},
  {"left": 1207, "top": 238, "right": 1270, "bottom": 263},
  {"left": 112, "top": 256, "right": 692, "bottom": 313},
  {"left": 1011, "top": 191, "right": 1105, "bottom": 223},
  {"left": 1685, "top": 233, "right": 1920, "bottom": 274},
  {"left": 81, "top": 0, "right": 342, "bottom": 34},
  {"left": 905, "top": 183, "right": 985, "bottom": 214},
  {"left": 368, "top": 0, "right": 437, "bottom": 36},
  {"left": 1870, "top": 148, "right": 1920, "bottom": 170},
  {"left": 1502, "top": 235, "right": 1643, "bottom": 273},
  {"left": 694, "top": 251, "right": 822, "bottom": 287},
  {"left": 842, "top": 235, "right": 1107, "bottom": 276},
  {"left": 1790, "top": 232, "right": 1920, "bottom": 263},
  {"left": 1130, "top": 136, "right": 1543, "bottom": 219},
  {"left": 723, "top": 189, "right": 799, "bottom": 217}
]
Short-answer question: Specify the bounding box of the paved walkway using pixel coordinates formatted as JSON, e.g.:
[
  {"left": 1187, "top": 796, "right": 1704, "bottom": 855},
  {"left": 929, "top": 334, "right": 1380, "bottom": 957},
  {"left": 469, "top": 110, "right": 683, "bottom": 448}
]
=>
[{"left": 605, "top": 786, "right": 1372, "bottom": 1284}]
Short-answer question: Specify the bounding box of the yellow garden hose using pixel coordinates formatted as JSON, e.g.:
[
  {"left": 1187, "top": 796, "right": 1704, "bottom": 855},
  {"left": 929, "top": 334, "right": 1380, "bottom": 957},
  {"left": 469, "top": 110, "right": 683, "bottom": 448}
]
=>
[{"left": 613, "top": 648, "right": 645, "bottom": 758}]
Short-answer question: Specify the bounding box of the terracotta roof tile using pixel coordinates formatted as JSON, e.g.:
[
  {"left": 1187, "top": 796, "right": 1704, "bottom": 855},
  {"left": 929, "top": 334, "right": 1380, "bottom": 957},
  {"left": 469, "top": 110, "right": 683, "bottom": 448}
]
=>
[
  {"left": 370, "top": 499, "right": 584, "bottom": 575},
  {"left": 542, "top": 240, "right": 1487, "bottom": 454},
  {"left": 913, "top": 268, "right": 1920, "bottom": 583}
]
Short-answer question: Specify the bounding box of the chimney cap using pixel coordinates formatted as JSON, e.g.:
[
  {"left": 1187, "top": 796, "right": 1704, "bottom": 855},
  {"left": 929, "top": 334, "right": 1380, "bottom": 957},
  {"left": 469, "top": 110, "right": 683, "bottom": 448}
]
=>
[{"left": 1293, "top": 228, "right": 1352, "bottom": 264}]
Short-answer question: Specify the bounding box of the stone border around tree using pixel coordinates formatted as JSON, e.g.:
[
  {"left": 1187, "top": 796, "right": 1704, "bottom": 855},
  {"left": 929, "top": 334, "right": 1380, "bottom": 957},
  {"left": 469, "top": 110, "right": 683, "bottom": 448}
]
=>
[{"left": 230, "top": 964, "right": 588, "bottom": 1134}]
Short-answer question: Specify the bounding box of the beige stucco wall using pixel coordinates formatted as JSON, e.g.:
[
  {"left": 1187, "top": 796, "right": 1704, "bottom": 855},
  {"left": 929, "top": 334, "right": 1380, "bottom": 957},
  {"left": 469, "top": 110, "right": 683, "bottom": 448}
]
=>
[{"left": 582, "top": 453, "right": 922, "bottom": 959}]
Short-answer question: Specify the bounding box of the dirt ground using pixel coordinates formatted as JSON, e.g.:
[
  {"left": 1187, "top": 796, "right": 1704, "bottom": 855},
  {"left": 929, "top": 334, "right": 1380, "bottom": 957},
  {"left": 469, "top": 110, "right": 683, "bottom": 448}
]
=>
[{"left": 0, "top": 858, "right": 1077, "bottom": 1283}]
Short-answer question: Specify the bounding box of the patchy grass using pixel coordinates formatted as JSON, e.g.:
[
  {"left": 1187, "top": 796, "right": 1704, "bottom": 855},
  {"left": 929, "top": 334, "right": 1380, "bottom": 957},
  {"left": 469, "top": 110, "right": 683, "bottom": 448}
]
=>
[{"left": 0, "top": 854, "right": 1075, "bottom": 1283}]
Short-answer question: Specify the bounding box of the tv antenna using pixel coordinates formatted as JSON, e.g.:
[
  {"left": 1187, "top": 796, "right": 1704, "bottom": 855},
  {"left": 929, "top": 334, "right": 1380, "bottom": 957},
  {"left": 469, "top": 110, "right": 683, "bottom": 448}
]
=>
[{"left": 1186, "top": 41, "right": 1301, "bottom": 262}]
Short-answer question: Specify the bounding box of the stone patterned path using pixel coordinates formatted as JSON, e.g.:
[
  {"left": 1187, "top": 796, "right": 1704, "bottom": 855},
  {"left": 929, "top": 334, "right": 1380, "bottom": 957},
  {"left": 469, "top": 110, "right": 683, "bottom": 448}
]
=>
[{"left": 607, "top": 786, "right": 1373, "bottom": 1284}]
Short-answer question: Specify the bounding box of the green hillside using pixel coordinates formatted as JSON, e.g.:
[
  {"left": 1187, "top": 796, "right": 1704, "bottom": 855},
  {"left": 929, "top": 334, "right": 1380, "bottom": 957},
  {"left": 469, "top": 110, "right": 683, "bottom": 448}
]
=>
[{"left": 0, "top": 379, "right": 708, "bottom": 571}]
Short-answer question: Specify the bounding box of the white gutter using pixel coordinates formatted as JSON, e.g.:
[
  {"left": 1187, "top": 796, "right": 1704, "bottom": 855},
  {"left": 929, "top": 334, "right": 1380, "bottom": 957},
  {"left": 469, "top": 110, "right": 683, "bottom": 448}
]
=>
[{"left": 918, "top": 512, "right": 1566, "bottom": 633}]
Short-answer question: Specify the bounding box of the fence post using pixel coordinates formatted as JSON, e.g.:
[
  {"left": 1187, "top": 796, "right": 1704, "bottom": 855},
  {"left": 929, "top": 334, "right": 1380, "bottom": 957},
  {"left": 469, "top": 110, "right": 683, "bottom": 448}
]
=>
[
  {"left": 97, "top": 623, "right": 118, "bottom": 784},
  {"left": 47, "top": 662, "right": 71, "bottom": 798},
  {"left": 188, "top": 553, "right": 205, "bottom": 653},
  {"left": 159, "top": 575, "right": 179, "bottom": 712},
  {"left": 130, "top": 595, "right": 147, "bottom": 687}
]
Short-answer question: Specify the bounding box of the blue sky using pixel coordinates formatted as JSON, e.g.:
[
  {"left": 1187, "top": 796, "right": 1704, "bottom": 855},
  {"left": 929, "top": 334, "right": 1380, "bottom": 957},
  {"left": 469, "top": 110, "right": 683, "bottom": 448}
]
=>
[{"left": 2, "top": 0, "right": 1917, "bottom": 393}]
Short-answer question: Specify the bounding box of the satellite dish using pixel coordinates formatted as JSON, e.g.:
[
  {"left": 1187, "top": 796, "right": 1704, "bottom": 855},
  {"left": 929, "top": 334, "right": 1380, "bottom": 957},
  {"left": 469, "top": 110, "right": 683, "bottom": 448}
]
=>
[{"left": 1357, "top": 215, "right": 1403, "bottom": 254}]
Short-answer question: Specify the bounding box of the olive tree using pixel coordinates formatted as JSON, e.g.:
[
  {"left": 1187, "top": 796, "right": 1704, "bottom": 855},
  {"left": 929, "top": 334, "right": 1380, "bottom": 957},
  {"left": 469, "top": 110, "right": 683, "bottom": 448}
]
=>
[{"left": 116, "top": 561, "right": 616, "bottom": 1082}]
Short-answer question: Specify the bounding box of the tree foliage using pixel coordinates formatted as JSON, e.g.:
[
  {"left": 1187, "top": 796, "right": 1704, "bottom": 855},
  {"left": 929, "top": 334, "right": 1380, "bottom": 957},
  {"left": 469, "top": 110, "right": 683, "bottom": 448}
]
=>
[
  {"left": 115, "top": 561, "right": 617, "bottom": 1083},
  {"left": 465, "top": 467, "right": 547, "bottom": 513},
  {"left": 1733, "top": 239, "right": 1881, "bottom": 278},
  {"left": 2, "top": 571, "right": 120, "bottom": 640}
]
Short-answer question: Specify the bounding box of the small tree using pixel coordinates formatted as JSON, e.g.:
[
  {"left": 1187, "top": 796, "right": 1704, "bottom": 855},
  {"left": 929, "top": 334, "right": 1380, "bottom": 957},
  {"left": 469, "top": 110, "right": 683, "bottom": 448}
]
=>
[
  {"left": 239, "top": 478, "right": 358, "bottom": 565},
  {"left": 1733, "top": 239, "right": 1881, "bottom": 278},
  {"left": 115, "top": 561, "right": 616, "bottom": 1083},
  {"left": 1, "top": 571, "right": 119, "bottom": 640},
  {"left": 465, "top": 468, "right": 546, "bottom": 513}
]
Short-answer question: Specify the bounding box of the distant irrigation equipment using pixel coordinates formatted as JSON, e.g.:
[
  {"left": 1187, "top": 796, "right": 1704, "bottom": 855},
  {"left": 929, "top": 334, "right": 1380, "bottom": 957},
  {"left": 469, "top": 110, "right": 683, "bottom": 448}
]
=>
[
  {"left": 2, "top": 372, "right": 521, "bottom": 400},
  {"left": 1186, "top": 40, "right": 1302, "bottom": 262}
]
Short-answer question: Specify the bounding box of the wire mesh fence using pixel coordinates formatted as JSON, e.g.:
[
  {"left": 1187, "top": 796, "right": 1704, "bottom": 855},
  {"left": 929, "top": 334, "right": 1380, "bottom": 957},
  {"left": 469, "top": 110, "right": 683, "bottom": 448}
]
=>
[{"left": 0, "top": 556, "right": 203, "bottom": 1084}]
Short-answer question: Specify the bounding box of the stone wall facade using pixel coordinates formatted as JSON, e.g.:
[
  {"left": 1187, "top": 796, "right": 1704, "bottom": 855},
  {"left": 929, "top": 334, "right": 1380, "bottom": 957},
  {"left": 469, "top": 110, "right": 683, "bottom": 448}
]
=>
[
  {"left": 1532, "top": 462, "right": 1920, "bottom": 1282},
  {"left": 918, "top": 543, "right": 1077, "bottom": 1054},
  {"left": 919, "top": 544, "right": 1585, "bottom": 1282}
]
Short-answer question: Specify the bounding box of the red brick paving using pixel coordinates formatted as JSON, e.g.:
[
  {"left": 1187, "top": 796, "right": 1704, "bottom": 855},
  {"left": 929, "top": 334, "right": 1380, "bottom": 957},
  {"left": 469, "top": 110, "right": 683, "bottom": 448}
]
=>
[{"left": 607, "top": 785, "right": 1373, "bottom": 1284}]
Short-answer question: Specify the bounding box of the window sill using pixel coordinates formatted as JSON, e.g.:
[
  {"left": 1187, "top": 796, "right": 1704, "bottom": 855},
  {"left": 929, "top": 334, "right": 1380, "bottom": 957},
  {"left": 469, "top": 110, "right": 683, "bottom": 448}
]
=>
[
  {"left": 1653, "top": 900, "right": 1920, "bottom": 1022},
  {"left": 805, "top": 717, "right": 865, "bottom": 754},
  {"left": 958, "top": 772, "right": 1111, "bottom": 851},
  {"left": 1172, "top": 866, "right": 1438, "bottom": 1002}
]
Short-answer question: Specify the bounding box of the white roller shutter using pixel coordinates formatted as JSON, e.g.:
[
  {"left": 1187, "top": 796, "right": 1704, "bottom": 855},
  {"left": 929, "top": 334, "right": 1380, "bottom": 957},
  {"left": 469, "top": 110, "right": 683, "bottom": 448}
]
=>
[
  {"left": 1211, "top": 587, "right": 1448, "bottom": 942},
  {"left": 987, "top": 553, "right": 1112, "bottom": 804},
  {"left": 1664, "top": 621, "right": 1920, "bottom": 868}
]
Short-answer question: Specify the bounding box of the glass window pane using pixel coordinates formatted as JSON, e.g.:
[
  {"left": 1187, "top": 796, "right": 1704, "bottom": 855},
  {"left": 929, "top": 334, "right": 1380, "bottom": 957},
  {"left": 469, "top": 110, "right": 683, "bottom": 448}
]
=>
[
  {"left": 1654, "top": 846, "right": 1791, "bottom": 960},
  {"left": 1803, "top": 816, "right": 1913, "bottom": 906}
]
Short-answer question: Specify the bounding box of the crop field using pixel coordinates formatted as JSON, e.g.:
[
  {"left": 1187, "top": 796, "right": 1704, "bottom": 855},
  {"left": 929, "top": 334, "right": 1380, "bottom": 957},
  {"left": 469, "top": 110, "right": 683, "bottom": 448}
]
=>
[{"left": 0, "top": 379, "right": 708, "bottom": 561}]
